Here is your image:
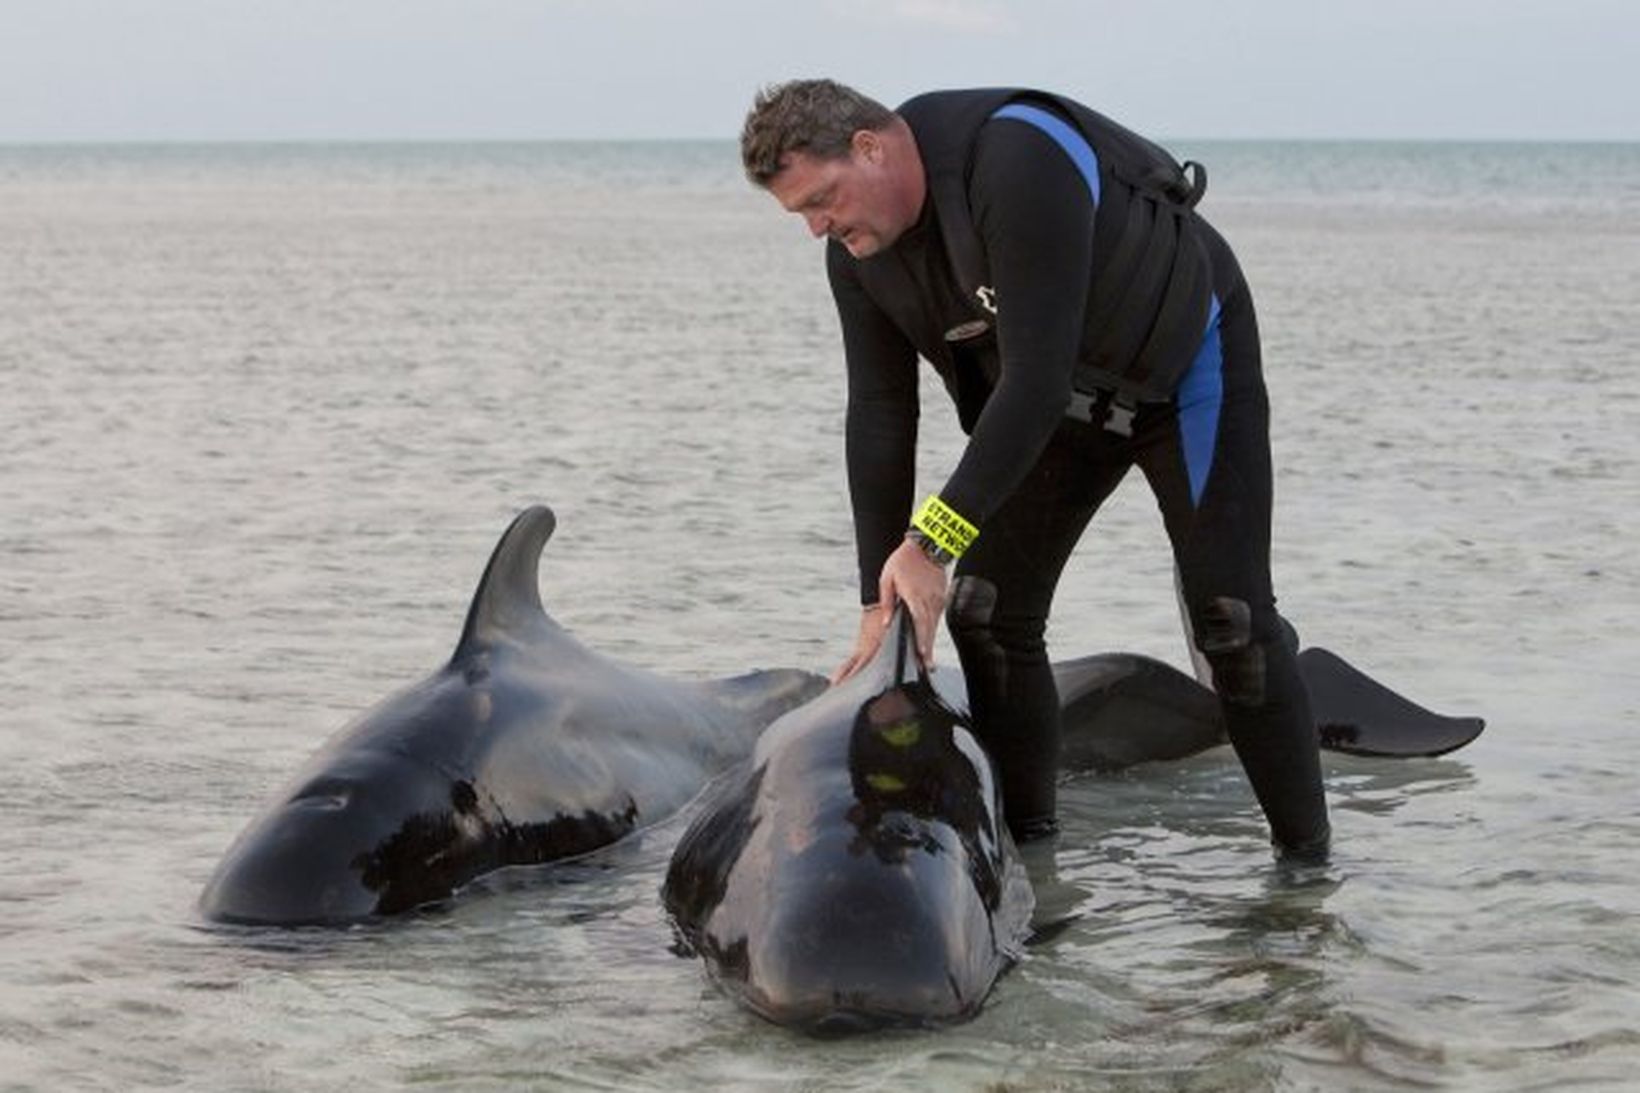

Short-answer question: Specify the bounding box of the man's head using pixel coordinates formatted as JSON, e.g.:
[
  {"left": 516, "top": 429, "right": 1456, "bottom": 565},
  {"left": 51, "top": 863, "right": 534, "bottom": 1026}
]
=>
[{"left": 741, "top": 79, "right": 925, "bottom": 258}]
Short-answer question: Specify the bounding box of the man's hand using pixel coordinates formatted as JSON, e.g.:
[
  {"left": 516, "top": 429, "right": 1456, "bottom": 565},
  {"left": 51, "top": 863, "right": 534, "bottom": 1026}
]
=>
[
  {"left": 878, "top": 537, "right": 949, "bottom": 669},
  {"left": 831, "top": 541, "right": 950, "bottom": 685},
  {"left": 830, "top": 603, "right": 890, "bottom": 685}
]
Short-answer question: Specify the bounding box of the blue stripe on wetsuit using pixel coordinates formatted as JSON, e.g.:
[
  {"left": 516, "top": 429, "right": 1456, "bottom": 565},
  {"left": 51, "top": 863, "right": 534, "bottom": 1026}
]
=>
[
  {"left": 990, "top": 103, "right": 1101, "bottom": 205},
  {"left": 1176, "top": 295, "right": 1224, "bottom": 507},
  {"left": 993, "top": 103, "right": 1220, "bottom": 505}
]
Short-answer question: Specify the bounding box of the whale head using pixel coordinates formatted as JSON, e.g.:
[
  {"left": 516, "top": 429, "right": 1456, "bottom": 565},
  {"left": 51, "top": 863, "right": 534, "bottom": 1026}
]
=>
[
  {"left": 198, "top": 683, "right": 503, "bottom": 924},
  {"left": 664, "top": 608, "right": 1033, "bottom": 1031}
]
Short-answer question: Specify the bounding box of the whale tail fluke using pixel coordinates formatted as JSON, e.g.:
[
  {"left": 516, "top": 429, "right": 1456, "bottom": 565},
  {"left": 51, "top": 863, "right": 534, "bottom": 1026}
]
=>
[
  {"left": 1049, "top": 646, "right": 1486, "bottom": 772},
  {"left": 1298, "top": 647, "right": 1485, "bottom": 757}
]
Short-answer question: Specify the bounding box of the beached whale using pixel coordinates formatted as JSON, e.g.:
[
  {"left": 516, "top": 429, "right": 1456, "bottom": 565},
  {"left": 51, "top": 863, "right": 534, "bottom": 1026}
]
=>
[
  {"left": 199, "top": 505, "right": 826, "bottom": 925},
  {"left": 663, "top": 608, "right": 1034, "bottom": 1032}
]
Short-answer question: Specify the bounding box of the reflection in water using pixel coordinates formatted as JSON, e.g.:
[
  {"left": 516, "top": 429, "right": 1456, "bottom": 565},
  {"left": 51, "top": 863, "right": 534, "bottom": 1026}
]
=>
[
  {"left": 1004, "top": 751, "right": 1489, "bottom": 1084},
  {"left": 1025, "top": 752, "right": 1475, "bottom": 934},
  {"left": 1326, "top": 755, "right": 1478, "bottom": 817}
]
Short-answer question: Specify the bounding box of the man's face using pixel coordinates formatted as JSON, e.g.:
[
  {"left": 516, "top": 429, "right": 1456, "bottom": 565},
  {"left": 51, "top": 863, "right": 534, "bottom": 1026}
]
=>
[{"left": 766, "top": 134, "right": 909, "bottom": 258}]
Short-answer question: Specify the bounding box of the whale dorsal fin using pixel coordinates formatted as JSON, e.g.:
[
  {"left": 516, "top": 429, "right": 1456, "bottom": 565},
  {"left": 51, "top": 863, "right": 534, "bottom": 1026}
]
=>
[
  {"left": 836, "top": 604, "right": 926, "bottom": 696},
  {"left": 454, "top": 505, "right": 559, "bottom": 657},
  {"left": 878, "top": 605, "right": 924, "bottom": 688}
]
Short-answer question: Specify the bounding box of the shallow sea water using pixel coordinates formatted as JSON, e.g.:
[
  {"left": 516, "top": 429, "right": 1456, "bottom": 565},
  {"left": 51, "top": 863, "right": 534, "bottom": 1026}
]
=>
[{"left": 1, "top": 140, "right": 1637, "bottom": 1090}]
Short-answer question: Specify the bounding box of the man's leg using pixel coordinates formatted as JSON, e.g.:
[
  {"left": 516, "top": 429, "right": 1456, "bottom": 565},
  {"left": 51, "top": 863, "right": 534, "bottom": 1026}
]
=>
[
  {"left": 1137, "top": 275, "right": 1331, "bottom": 862},
  {"left": 946, "top": 424, "right": 1128, "bottom": 840}
]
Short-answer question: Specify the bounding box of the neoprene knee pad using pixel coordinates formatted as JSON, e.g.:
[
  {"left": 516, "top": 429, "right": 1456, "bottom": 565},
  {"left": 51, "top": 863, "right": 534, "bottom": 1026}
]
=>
[
  {"left": 945, "top": 574, "right": 999, "bottom": 638},
  {"left": 1194, "top": 596, "right": 1267, "bottom": 707},
  {"left": 947, "top": 576, "right": 1049, "bottom": 663}
]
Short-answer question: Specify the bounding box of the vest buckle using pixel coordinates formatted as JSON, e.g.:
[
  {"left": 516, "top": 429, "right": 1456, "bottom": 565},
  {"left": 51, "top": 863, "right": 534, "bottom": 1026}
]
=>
[
  {"left": 1066, "top": 389, "right": 1138, "bottom": 437},
  {"left": 1104, "top": 395, "right": 1137, "bottom": 437}
]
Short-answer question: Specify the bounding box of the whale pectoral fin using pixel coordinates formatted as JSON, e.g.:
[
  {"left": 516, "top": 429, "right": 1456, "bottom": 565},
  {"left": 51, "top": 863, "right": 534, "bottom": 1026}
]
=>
[
  {"left": 1298, "top": 647, "right": 1485, "bottom": 758},
  {"left": 1052, "top": 653, "right": 1226, "bottom": 773}
]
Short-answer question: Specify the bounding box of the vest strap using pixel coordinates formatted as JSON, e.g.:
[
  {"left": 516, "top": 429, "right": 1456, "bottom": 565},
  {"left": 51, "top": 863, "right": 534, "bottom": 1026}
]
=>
[{"left": 1065, "top": 388, "right": 1139, "bottom": 436}]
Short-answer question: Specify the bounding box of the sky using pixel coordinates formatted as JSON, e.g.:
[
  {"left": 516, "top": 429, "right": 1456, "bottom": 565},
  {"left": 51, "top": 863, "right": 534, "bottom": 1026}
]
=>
[{"left": 3, "top": 0, "right": 1636, "bottom": 143}]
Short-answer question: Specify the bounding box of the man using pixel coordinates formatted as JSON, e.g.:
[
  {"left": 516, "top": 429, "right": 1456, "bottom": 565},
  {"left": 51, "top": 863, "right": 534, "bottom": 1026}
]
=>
[{"left": 740, "top": 79, "right": 1329, "bottom": 862}]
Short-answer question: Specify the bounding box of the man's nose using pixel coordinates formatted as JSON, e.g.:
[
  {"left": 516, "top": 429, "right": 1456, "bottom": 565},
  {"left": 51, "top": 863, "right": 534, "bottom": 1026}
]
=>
[{"left": 803, "top": 210, "right": 830, "bottom": 238}]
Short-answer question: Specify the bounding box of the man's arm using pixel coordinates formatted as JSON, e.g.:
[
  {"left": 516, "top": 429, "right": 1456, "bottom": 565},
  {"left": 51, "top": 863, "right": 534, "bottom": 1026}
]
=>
[
  {"left": 827, "top": 239, "right": 921, "bottom": 605},
  {"left": 934, "top": 113, "right": 1098, "bottom": 527}
]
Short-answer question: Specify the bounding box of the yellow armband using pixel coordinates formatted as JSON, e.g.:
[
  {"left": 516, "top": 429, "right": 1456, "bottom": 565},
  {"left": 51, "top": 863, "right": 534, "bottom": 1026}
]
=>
[{"left": 910, "top": 495, "right": 978, "bottom": 561}]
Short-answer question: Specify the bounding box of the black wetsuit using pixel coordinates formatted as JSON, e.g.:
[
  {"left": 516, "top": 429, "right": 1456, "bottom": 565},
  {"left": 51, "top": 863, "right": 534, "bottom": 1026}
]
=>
[{"left": 827, "top": 90, "right": 1330, "bottom": 858}]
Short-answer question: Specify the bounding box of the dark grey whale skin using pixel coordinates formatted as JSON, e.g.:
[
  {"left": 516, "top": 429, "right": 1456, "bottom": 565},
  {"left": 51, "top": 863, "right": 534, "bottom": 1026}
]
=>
[
  {"left": 663, "top": 610, "right": 1035, "bottom": 1034},
  {"left": 199, "top": 505, "right": 825, "bottom": 926}
]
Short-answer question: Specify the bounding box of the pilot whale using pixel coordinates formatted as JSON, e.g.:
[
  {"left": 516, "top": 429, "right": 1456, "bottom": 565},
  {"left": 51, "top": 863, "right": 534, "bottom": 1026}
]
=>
[
  {"left": 663, "top": 608, "right": 1035, "bottom": 1033},
  {"left": 200, "top": 505, "right": 826, "bottom": 925}
]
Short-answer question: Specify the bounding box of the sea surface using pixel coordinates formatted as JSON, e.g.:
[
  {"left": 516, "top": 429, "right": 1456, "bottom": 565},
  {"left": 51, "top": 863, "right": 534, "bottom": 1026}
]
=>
[{"left": 1, "top": 138, "right": 1636, "bottom": 1091}]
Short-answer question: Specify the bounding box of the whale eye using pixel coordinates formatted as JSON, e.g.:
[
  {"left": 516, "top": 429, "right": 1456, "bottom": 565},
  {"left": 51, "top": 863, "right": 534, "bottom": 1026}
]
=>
[{"left": 291, "top": 777, "right": 354, "bottom": 811}]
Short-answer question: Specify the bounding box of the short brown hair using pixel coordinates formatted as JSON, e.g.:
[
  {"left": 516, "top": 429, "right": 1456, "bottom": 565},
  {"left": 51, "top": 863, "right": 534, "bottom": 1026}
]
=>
[{"left": 740, "top": 79, "right": 895, "bottom": 187}]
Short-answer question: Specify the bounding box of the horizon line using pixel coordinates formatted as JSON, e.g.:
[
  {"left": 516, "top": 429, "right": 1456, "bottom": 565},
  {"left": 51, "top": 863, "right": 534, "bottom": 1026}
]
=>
[{"left": 4, "top": 133, "right": 1637, "bottom": 149}]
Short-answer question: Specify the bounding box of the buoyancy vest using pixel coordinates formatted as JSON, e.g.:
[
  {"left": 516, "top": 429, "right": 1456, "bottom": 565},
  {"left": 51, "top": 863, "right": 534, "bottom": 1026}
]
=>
[{"left": 862, "top": 88, "right": 1213, "bottom": 411}]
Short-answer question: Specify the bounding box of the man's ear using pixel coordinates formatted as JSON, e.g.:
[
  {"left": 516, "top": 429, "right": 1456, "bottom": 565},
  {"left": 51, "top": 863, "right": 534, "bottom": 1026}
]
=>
[{"left": 851, "top": 128, "right": 884, "bottom": 164}]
